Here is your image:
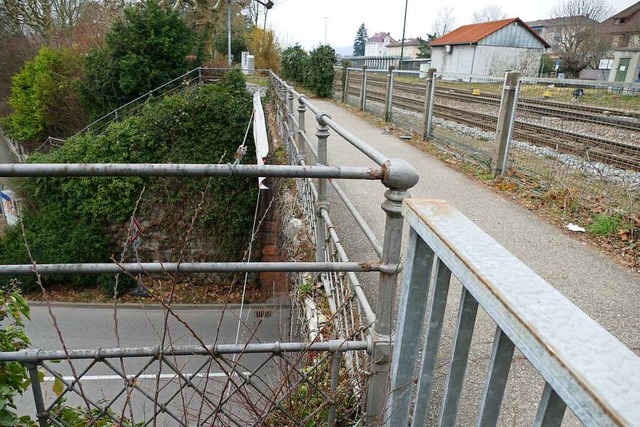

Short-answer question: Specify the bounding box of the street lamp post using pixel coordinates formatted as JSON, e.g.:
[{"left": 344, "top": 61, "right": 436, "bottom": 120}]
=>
[{"left": 324, "top": 17, "right": 329, "bottom": 44}]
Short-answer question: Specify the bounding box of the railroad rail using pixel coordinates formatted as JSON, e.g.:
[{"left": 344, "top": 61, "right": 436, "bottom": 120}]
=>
[
  {"left": 361, "top": 76, "right": 640, "bottom": 130},
  {"left": 344, "top": 83, "right": 640, "bottom": 171}
]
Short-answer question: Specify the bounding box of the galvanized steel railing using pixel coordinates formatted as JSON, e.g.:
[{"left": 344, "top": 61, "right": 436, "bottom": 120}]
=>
[{"left": 387, "top": 199, "right": 640, "bottom": 426}]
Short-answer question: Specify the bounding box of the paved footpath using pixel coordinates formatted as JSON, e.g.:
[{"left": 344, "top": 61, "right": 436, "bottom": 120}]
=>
[
  {"left": 0, "top": 133, "right": 15, "bottom": 188},
  {"left": 305, "top": 99, "right": 640, "bottom": 424}
]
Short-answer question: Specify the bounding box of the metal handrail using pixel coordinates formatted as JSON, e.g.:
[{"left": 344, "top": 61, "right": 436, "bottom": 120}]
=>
[{"left": 389, "top": 199, "right": 640, "bottom": 426}]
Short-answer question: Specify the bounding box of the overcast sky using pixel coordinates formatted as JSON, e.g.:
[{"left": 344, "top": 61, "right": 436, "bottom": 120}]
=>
[{"left": 266, "top": 0, "right": 637, "bottom": 51}]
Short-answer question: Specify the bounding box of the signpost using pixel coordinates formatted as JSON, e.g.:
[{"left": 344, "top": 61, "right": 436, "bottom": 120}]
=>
[{"left": 128, "top": 217, "right": 149, "bottom": 297}]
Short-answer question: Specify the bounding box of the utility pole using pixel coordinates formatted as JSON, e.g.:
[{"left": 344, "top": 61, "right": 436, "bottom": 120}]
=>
[
  {"left": 399, "top": 0, "right": 408, "bottom": 70},
  {"left": 227, "top": 0, "right": 232, "bottom": 66}
]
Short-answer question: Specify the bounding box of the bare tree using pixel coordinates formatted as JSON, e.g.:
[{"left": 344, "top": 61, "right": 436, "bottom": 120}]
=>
[
  {"left": 472, "top": 5, "right": 507, "bottom": 23},
  {"left": 432, "top": 7, "right": 455, "bottom": 37},
  {"left": 0, "top": 0, "right": 113, "bottom": 41},
  {"left": 549, "top": 0, "right": 613, "bottom": 76}
]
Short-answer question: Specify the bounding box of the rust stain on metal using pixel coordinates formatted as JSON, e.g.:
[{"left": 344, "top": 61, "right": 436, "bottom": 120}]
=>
[
  {"left": 368, "top": 161, "right": 390, "bottom": 181},
  {"left": 358, "top": 260, "right": 381, "bottom": 271}
]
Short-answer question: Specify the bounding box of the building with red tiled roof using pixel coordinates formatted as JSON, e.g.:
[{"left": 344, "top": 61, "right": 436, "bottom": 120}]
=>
[
  {"left": 365, "top": 32, "right": 396, "bottom": 56},
  {"left": 431, "top": 18, "right": 550, "bottom": 77}
]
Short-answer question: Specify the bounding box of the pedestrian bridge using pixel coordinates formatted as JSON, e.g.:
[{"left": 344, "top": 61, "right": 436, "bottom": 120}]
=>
[{"left": 0, "top": 70, "right": 639, "bottom": 426}]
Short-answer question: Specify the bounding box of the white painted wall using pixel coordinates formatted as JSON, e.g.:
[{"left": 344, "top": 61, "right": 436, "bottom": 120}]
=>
[
  {"left": 432, "top": 45, "right": 543, "bottom": 77},
  {"left": 431, "top": 45, "right": 476, "bottom": 75}
]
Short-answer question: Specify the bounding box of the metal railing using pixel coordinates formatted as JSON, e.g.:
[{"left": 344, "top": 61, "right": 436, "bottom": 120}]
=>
[
  {"left": 387, "top": 199, "right": 640, "bottom": 426},
  {"left": 0, "top": 69, "right": 419, "bottom": 426},
  {"left": 2, "top": 69, "right": 640, "bottom": 426}
]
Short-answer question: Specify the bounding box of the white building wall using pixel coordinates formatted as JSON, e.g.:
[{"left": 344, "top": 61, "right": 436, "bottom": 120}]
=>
[
  {"left": 433, "top": 45, "right": 543, "bottom": 76},
  {"left": 386, "top": 45, "right": 420, "bottom": 58},
  {"left": 431, "top": 45, "right": 476, "bottom": 75},
  {"left": 474, "top": 45, "right": 543, "bottom": 76}
]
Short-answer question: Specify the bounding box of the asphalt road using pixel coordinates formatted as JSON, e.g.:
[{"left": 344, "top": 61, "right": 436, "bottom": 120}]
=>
[
  {"left": 302, "top": 98, "right": 640, "bottom": 425},
  {"left": 17, "top": 303, "right": 291, "bottom": 425}
]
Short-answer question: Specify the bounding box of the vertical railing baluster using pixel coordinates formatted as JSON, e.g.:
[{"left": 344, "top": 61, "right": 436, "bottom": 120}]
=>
[
  {"left": 315, "top": 113, "right": 330, "bottom": 263},
  {"left": 287, "top": 87, "right": 295, "bottom": 148},
  {"left": 27, "top": 363, "right": 48, "bottom": 427},
  {"left": 476, "top": 327, "right": 515, "bottom": 427},
  {"left": 438, "top": 287, "right": 479, "bottom": 427},
  {"left": 365, "top": 158, "right": 418, "bottom": 426},
  {"left": 327, "top": 350, "right": 342, "bottom": 427},
  {"left": 411, "top": 258, "right": 451, "bottom": 427},
  {"left": 534, "top": 383, "right": 566, "bottom": 427},
  {"left": 297, "top": 97, "right": 307, "bottom": 162},
  {"left": 386, "top": 229, "right": 435, "bottom": 426}
]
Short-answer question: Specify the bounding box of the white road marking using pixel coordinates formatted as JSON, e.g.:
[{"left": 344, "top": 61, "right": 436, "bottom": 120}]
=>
[{"left": 43, "top": 372, "right": 251, "bottom": 382}]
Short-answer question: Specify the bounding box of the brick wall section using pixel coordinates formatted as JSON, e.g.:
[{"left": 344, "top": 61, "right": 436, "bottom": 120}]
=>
[{"left": 258, "top": 178, "right": 287, "bottom": 295}]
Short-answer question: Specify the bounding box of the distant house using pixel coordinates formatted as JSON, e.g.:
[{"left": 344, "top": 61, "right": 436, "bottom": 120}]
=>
[
  {"left": 365, "top": 32, "right": 395, "bottom": 56},
  {"left": 430, "top": 18, "right": 550, "bottom": 77},
  {"left": 527, "top": 16, "right": 600, "bottom": 57},
  {"left": 600, "top": 1, "right": 640, "bottom": 83},
  {"left": 386, "top": 38, "right": 422, "bottom": 59}
]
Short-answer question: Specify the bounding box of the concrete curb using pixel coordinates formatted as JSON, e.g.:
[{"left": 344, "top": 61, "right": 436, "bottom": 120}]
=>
[{"left": 27, "top": 299, "right": 291, "bottom": 310}]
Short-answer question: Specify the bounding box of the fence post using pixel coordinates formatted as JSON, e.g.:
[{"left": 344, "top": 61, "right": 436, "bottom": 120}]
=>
[
  {"left": 384, "top": 66, "right": 395, "bottom": 122},
  {"left": 27, "top": 363, "right": 48, "bottom": 427},
  {"left": 366, "top": 159, "right": 419, "bottom": 426},
  {"left": 287, "top": 87, "right": 295, "bottom": 144},
  {"left": 342, "top": 66, "right": 350, "bottom": 103},
  {"left": 422, "top": 68, "right": 437, "bottom": 140},
  {"left": 360, "top": 65, "right": 368, "bottom": 111},
  {"left": 297, "top": 97, "right": 307, "bottom": 162},
  {"left": 492, "top": 71, "right": 520, "bottom": 177},
  {"left": 198, "top": 67, "right": 202, "bottom": 85},
  {"left": 315, "top": 112, "right": 330, "bottom": 263}
]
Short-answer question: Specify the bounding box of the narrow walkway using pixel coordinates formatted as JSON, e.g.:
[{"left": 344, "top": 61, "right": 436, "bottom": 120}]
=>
[{"left": 307, "top": 98, "right": 640, "bottom": 351}]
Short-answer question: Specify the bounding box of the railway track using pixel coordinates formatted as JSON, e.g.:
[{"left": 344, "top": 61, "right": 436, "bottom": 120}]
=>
[
  {"left": 362, "top": 77, "right": 640, "bottom": 131},
  {"left": 344, "top": 85, "right": 640, "bottom": 171},
  {"left": 434, "top": 105, "right": 640, "bottom": 171}
]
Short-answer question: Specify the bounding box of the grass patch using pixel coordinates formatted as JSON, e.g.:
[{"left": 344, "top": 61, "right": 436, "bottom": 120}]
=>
[{"left": 587, "top": 213, "right": 622, "bottom": 236}]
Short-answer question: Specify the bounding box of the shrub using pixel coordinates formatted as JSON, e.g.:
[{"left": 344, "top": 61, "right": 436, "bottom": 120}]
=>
[
  {"left": 305, "top": 45, "right": 336, "bottom": 98},
  {"left": 80, "top": 0, "right": 195, "bottom": 119},
  {"left": 281, "top": 44, "right": 308, "bottom": 83},
  {"left": 0, "top": 206, "right": 111, "bottom": 291},
  {"left": 3, "top": 46, "right": 86, "bottom": 142}
]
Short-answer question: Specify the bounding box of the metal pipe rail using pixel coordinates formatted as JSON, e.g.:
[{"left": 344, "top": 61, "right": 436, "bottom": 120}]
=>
[
  {"left": 0, "top": 340, "right": 370, "bottom": 362},
  {"left": 0, "top": 261, "right": 381, "bottom": 275},
  {"left": 388, "top": 199, "right": 640, "bottom": 426},
  {"left": 0, "top": 163, "right": 383, "bottom": 179},
  {"left": 329, "top": 179, "right": 383, "bottom": 257}
]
